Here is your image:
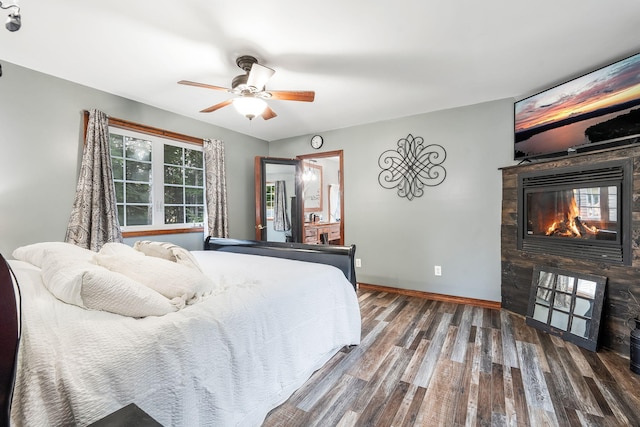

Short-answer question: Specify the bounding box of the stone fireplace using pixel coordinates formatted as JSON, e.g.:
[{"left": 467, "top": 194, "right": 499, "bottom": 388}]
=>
[{"left": 501, "top": 145, "right": 640, "bottom": 356}]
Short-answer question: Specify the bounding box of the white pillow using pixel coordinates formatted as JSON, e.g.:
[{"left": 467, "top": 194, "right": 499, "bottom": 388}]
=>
[
  {"left": 39, "top": 253, "right": 182, "bottom": 317},
  {"left": 82, "top": 269, "right": 183, "bottom": 317},
  {"left": 95, "top": 253, "right": 215, "bottom": 304},
  {"left": 133, "top": 240, "right": 202, "bottom": 272},
  {"left": 98, "top": 242, "right": 143, "bottom": 257},
  {"left": 40, "top": 253, "right": 101, "bottom": 306},
  {"left": 13, "top": 242, "right": 95, "bottom": 267}
]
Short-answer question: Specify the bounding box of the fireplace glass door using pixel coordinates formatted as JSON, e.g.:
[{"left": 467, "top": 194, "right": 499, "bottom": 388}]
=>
[{"left": 525, "top": 185, "right": 619, "bottom": 242}]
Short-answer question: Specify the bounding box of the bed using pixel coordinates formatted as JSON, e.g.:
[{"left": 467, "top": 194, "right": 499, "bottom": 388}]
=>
[{"left": 1, "top": 238, "right": 361, "bottom": 426}]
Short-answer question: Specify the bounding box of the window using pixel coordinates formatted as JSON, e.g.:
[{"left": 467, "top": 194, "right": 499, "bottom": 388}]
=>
[
  {"left": 265, "top": 182, "right": 275, "bottom": 220},
  {"left": 109, "top": 126, "right": 205, "bottom": 234}
]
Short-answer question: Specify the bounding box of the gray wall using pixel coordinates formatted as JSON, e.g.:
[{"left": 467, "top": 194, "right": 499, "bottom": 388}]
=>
[
  {"left": 1, "top": 59, "right": 515, "bottom": 302},
  {"left": 0, "top": 61, "right": 266, "bottom": 257},
  {"left": 270, "top": 99, "right": 515, "bottom": 302}
]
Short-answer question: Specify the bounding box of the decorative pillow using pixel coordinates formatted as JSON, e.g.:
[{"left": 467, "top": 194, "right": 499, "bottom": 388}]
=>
[
  {"left": 81, "top": 269, "right": 183, "bottom": 317},
  {"left": 95, "top": 253, "right": 215, "bottom": 304},
  {"left": 13, "top": 242, "right": 95, "bottom": 267},
  {"left": 133, "top": 240, "right": 202, "bottom": 272}
]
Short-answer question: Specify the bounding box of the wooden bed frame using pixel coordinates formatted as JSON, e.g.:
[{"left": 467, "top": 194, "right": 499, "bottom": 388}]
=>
[
  {"left": 204, "top": 237, "right": 358, "bottom": 290},
  {"left": 0, "top": 254, "right": 19, "bottom": 427}
]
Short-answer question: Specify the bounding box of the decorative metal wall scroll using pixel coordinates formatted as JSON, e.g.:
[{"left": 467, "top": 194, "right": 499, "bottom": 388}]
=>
[{"left": 378, "top": 134, "right": 447, "bottom": 200}]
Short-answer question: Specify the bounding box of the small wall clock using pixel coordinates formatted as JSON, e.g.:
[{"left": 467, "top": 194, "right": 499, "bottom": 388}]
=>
[{"left": 310, "top": 135, "right": 323, "bottom": 149}]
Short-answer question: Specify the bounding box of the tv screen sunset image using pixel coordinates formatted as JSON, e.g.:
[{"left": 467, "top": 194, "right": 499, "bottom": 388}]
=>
[{"left": 515, "top": 52, "right": 640, "bottom": 159}]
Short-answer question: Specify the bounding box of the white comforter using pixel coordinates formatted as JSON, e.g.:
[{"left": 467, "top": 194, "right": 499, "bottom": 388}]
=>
[{"left": 9, "top": 251, "right": 361, "bottom": 426}]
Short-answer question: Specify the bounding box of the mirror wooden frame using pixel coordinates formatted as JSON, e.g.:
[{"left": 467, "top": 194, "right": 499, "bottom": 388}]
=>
[{"left": 525, "top": 265, "right": 607, "bottom": 351}]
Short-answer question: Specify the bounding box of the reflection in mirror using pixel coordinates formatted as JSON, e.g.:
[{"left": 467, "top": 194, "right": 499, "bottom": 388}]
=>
[
  {"left": 570, "top": 317, "right": 590, "bottom": 338},
  {"left": 256, "top": 157, "right": 302, "bottom": 243},
  {"left": 298, "top": 151, "right": 344, "bottom": 245},
  {"left": 264, "top": 163, "right": 296, "bottom": 242},
  {"left": 538, "top": 271, "right": 554, "bottom": 288},
  {"left": 536, "top": 287, "right": 551, "bottom": 304},
  {"left": 577, "top": 279, "right": 597, "bottom": 299},
  {"left": 557, "top": 275, "right": 574, "bottom": 293},
  {"left": 526, "top": 265, "right": 607, "bottom": 352},
  {"left": 533, "top": 304, "right": 549, "bottom": 323},
  {"left": 302, "top": 162, "right": 322, "bottom": 212},
  {"left": 550, "top": 310, "right": 569, "bottom": 331},
  {"left": 553, "top": 293, "right": 571, "bottom": 310},
  {"left": 329, "top": 184, "right": 341, "bottom": 222},
  {"left": 574, "top": 297, "right": 593, "bottom": 318}
]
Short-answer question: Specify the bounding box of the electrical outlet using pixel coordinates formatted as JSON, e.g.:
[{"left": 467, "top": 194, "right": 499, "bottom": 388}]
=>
[
  {"left": 434, "top": 265, "right": 442, "bottom": 276},
  {"left": 355, "top": 258, "right": 362, "bottom": 268}
]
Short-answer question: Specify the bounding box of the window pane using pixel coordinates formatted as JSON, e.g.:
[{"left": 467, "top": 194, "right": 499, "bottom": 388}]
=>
[
  {"left": 164, "top": 165, "right": 183, "bottom": 185},
  {"left": 125, "top": 138, "right": 152, "bottom": 162},
  {"left": 186, "top": 206, "right": 204, "bottom": 223},
  {"left": 114, "top": 182, "right": 124, "bottom": 203},
  {"left": 110, "top": 134, "right": 124, "bottom": 157},
  {"left": 164, "top": 145, "right": 183, "bottom": 166},
  {"left": 164, "top": 186, "right": 184, "bottom": 204},
  {"left": 185, "top": 187, "right": 203, "bottom": 204},
  {"left": 185, "top": 168, "right": 203, "bottom": 186},
  {"left": 112, "top": 158, "right": 124, "bottom": 180},
  {"left": 126, "top": 160, "right": 152, "bottom": 182},
  {"left": 126, "top": 183, "right": 151, "bottom": 203},
  {"left": 184, "top": 149, "right": 203, "bottom": 168},
  {"left": 165, "top": 206, "right": 184, "bottom": 224},
  {"left": 117, "top": 204, "right": 124, "bottom": 226},
  {"left": 126, "top": 205, "right": 152, "bottom": 226}
]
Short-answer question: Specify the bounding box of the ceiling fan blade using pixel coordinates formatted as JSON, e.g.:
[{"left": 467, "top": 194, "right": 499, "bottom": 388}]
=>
[
  {"left": 247, "top": 64, "right": 275, "bottom": 90},
  {"left": 268, "top": 90, "right": 315, "bottom": 102},
  {"left": 261, "top": 106, "right": 278, "bottom": 120},
  {"left": 178, "top": 80, "right": 229, "bottom": 91},
  {"left": 200, "top": 99, "right": 233, "bottom": 113}
]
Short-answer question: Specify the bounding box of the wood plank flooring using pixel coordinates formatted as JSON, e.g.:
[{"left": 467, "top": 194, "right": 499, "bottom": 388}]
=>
[{"left": 262, "top": 289, "right": 640, "bottom": 426}]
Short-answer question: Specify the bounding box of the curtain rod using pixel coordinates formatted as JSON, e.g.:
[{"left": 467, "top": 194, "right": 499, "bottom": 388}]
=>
[{"left": 83, "top": 110, "right": 203, "bottom": 145}]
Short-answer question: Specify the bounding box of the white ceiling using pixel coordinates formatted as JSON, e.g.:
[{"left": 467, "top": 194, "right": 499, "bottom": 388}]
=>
[{"left": 2, "top": 1, "right": 640, "bottom": 141}]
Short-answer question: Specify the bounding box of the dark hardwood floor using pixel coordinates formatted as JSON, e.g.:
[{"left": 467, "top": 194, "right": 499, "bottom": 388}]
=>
[{"left": 262, "top": 289, "right": 640, "bottom": 426}]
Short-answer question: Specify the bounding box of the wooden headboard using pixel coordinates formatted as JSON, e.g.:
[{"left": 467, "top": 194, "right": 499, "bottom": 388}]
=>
[
  {"left": 204, "top": 237, "right": 357, "bottom": 290},
  {"left": 0, "top": 254, "right": 20, "bottom": 427}
]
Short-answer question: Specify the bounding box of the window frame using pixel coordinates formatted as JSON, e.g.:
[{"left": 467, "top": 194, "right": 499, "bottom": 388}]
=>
[{"left": 92, "top": 114, "right": 205, "bottom": 237}]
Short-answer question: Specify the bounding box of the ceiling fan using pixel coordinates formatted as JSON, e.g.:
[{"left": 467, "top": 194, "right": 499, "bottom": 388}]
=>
[{"left": 178, "top": 55, "right": 315, "bottom": 120}]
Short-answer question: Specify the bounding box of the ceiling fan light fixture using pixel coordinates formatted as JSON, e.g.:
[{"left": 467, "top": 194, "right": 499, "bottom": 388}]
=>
[
  {"left": 233, "top": 97, "right": 267, "bottom": 120},
  {"left": 0, "top": 1, "right": 20, "bottom": 32}
]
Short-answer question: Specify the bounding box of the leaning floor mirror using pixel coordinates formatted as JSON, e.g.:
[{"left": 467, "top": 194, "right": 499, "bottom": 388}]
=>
[{"left": 525, "top": 266, "right": 607, "bottom": 351}]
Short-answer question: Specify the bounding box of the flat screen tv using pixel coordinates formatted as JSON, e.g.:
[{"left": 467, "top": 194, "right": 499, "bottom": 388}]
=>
[{"left": 514, "top": 52, "right": 640, "bottom": 161}]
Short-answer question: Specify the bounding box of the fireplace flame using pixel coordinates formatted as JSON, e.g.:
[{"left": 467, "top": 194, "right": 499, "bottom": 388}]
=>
[{"left": 545, "top": 195, "right": 599, "bottom": 237}]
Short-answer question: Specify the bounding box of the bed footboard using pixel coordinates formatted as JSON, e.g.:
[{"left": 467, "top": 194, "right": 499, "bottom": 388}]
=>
[{"left": 204, "top": 237, "right": 357, "bottom": 290}]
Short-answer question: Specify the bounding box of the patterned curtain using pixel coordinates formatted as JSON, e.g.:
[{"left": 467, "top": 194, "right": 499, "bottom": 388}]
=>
[
  {"left": 273, "top": 180, "right": 291, "bottom": 232},
  {"left": 203, "top": 138, "right": 229, "bottom": 238},
  {"left": 65, "top": 109, "right": 122, "bottom": 251}
]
